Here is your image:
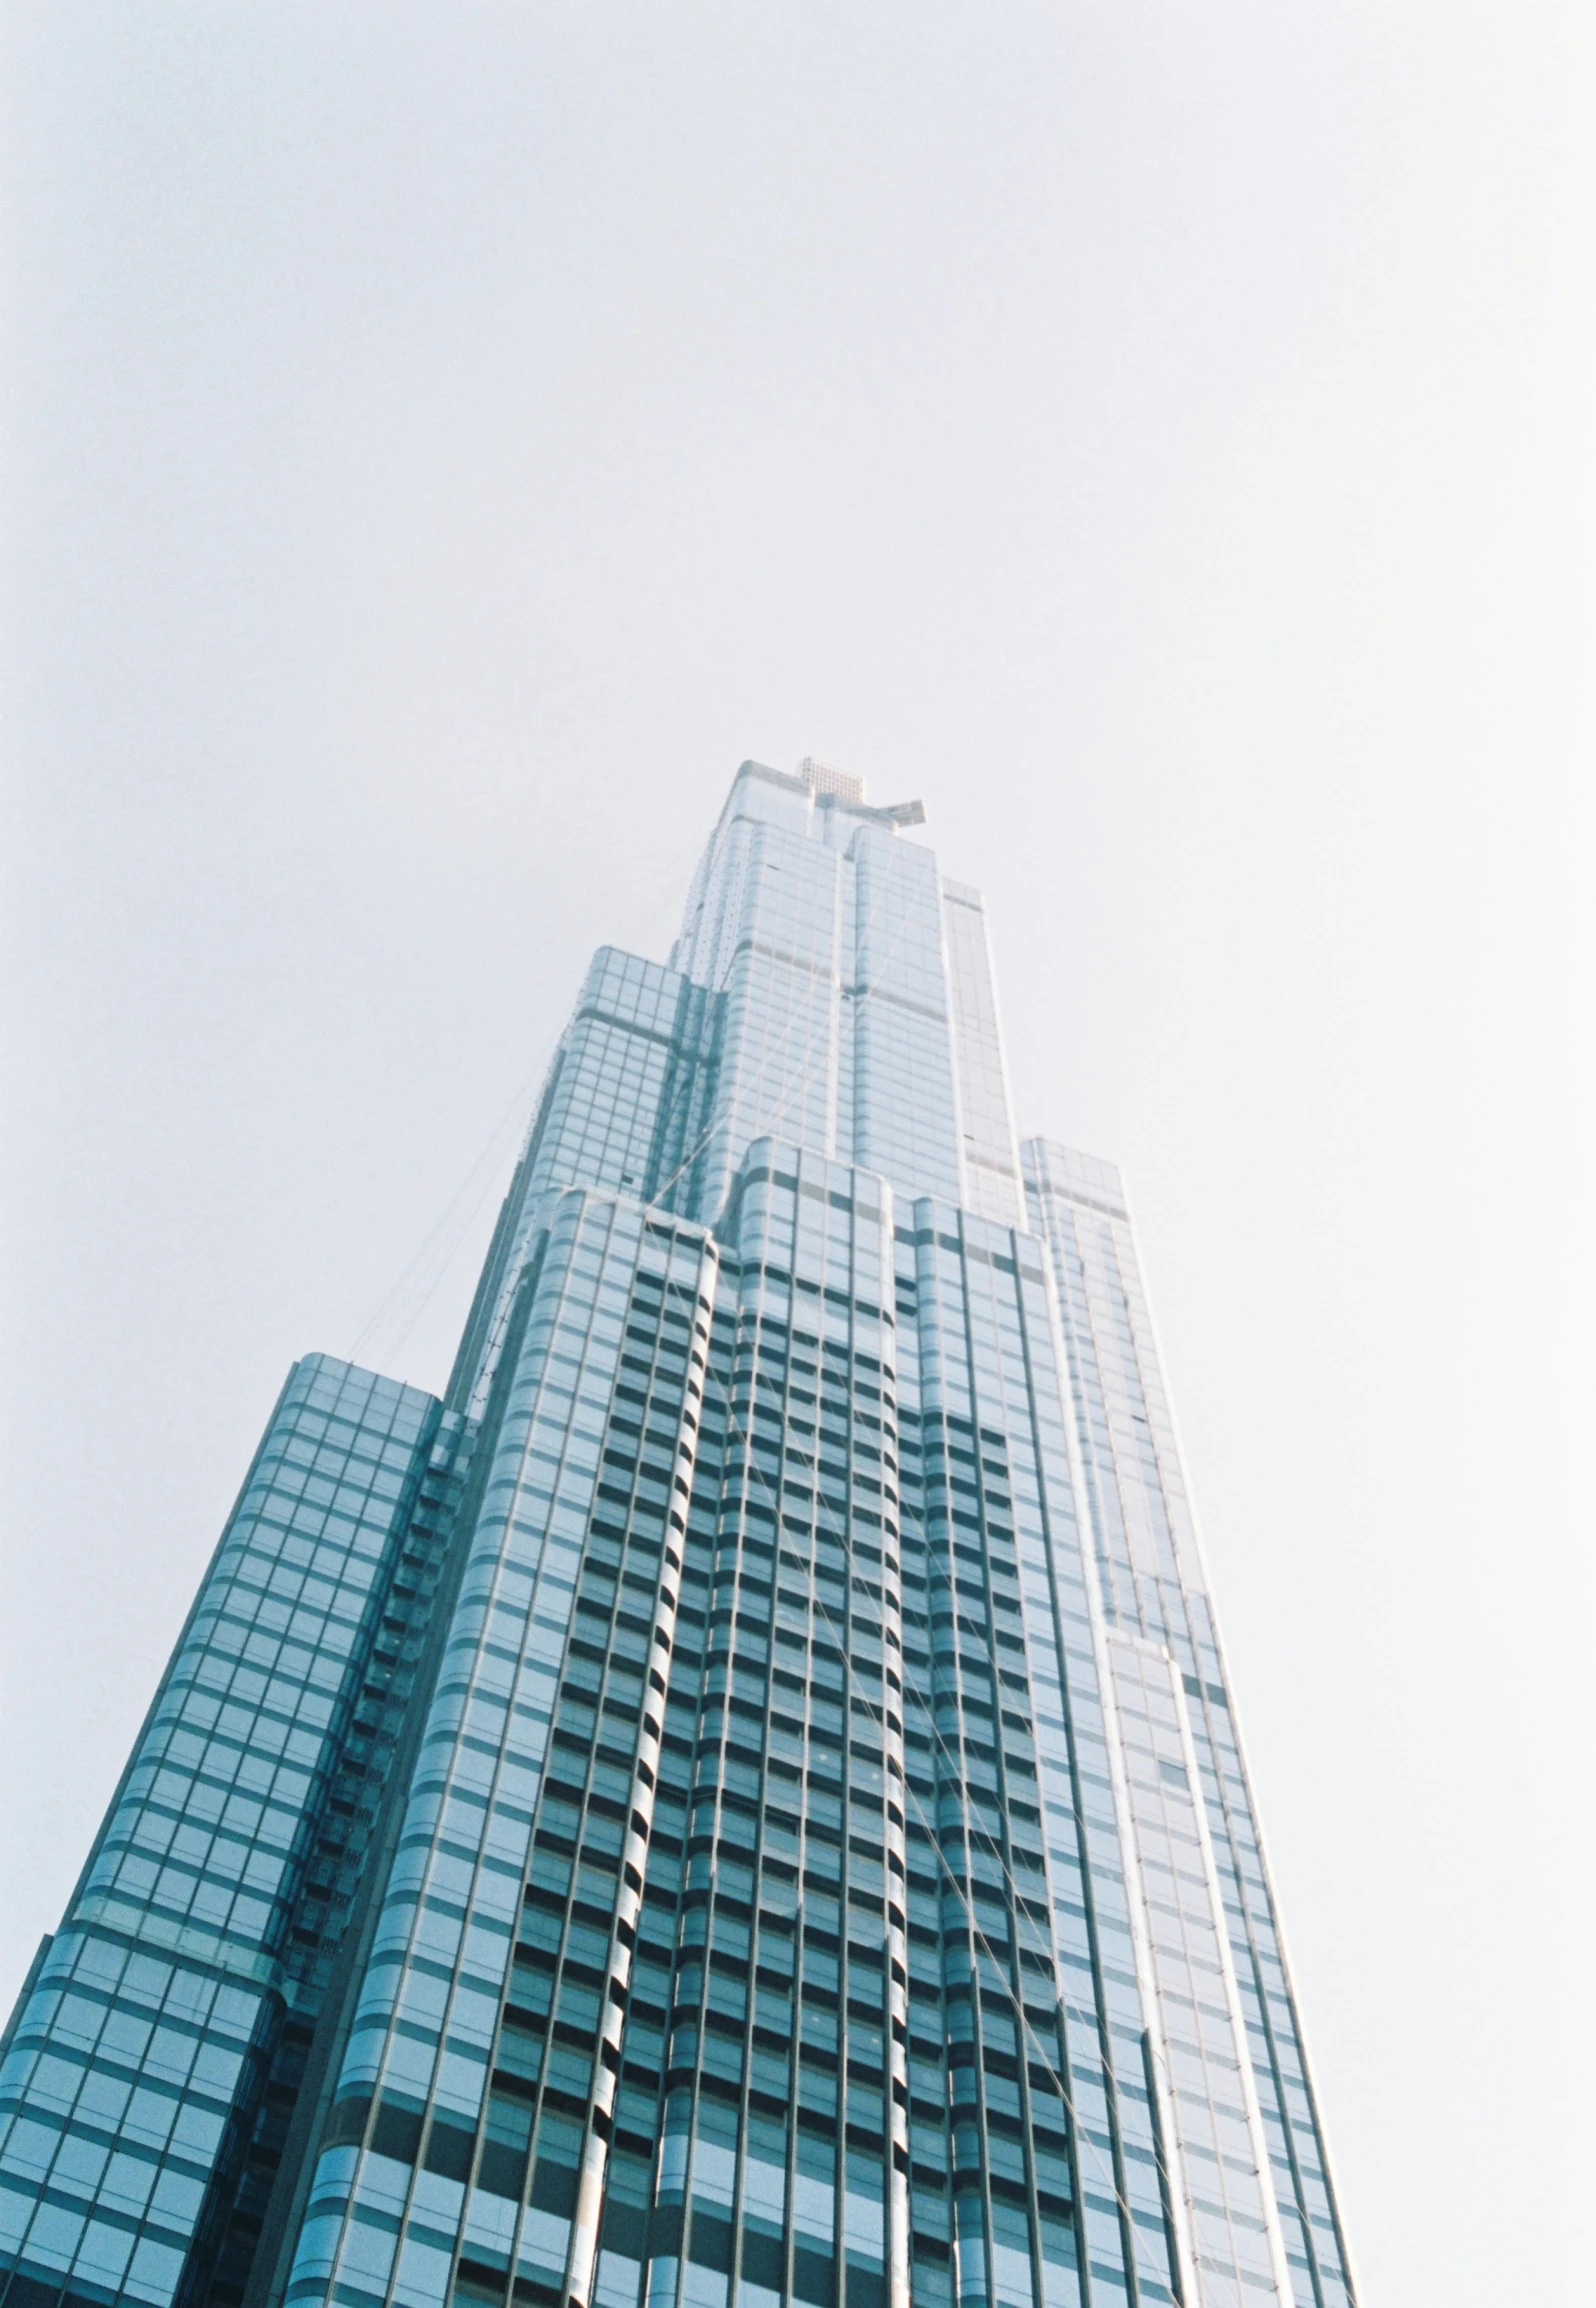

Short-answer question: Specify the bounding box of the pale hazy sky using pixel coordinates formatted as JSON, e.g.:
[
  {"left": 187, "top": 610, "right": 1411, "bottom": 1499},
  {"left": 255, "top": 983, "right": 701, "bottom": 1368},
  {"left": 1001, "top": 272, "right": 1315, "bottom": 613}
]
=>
[{"left": 2, "top": 8, "right": 1592, "bottom": 2304}]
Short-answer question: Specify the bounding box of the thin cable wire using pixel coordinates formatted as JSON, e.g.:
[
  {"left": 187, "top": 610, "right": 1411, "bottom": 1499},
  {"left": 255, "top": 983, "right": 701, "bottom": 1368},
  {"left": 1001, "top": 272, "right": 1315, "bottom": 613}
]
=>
[{"left": 350, "top": 1044, "right": 556, "bottom": 1366}]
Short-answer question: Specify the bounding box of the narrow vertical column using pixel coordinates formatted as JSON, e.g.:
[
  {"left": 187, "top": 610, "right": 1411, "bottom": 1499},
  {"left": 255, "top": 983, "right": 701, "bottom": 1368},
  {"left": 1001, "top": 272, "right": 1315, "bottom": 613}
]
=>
[
  {"left": 849, "top": 1237, "right": 910, "bottom": 2308},
  {"left": 881, "top": 1652, "right": 913, "bottom": 2308},
  {"left": 1103, "top": 1633, "right": 1295, "bottom": 2308},
  {"left": 564, "top": 1240, "right": 721, "bottom": 2308}
]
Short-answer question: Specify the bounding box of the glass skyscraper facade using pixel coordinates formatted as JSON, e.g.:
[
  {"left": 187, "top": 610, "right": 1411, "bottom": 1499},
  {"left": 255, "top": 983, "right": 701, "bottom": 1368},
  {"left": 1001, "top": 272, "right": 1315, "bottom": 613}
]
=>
[{"left": 0, "top": 760, "right": 1357, "bottom": 2308}]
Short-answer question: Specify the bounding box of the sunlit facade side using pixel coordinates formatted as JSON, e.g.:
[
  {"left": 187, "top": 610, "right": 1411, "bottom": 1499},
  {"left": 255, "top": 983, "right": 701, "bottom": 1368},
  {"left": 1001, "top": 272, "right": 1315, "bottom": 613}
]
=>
[{"left": 0, "top": 759, "right": 1356, "bottom": 2308}]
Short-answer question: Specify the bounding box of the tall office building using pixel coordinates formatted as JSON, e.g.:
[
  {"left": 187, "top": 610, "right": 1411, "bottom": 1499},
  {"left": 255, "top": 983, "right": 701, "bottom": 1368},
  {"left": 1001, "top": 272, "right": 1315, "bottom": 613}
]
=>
[{"left": 0, "top": 762, "right": 1356, "bottom": 2308}]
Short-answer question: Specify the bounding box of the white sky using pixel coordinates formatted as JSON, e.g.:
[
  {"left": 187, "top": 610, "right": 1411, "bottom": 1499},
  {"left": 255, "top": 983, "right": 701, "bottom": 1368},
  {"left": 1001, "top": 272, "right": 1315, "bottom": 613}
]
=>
[{"left": 2, "top": 8, "right": 1592, "bottom": 2303}]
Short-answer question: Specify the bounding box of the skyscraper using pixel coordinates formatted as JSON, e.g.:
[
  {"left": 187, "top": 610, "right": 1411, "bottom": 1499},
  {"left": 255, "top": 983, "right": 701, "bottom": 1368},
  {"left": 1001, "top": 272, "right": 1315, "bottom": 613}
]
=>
[{"left": 0, "top": 760, "right": 1357, "bottom": 2308}]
